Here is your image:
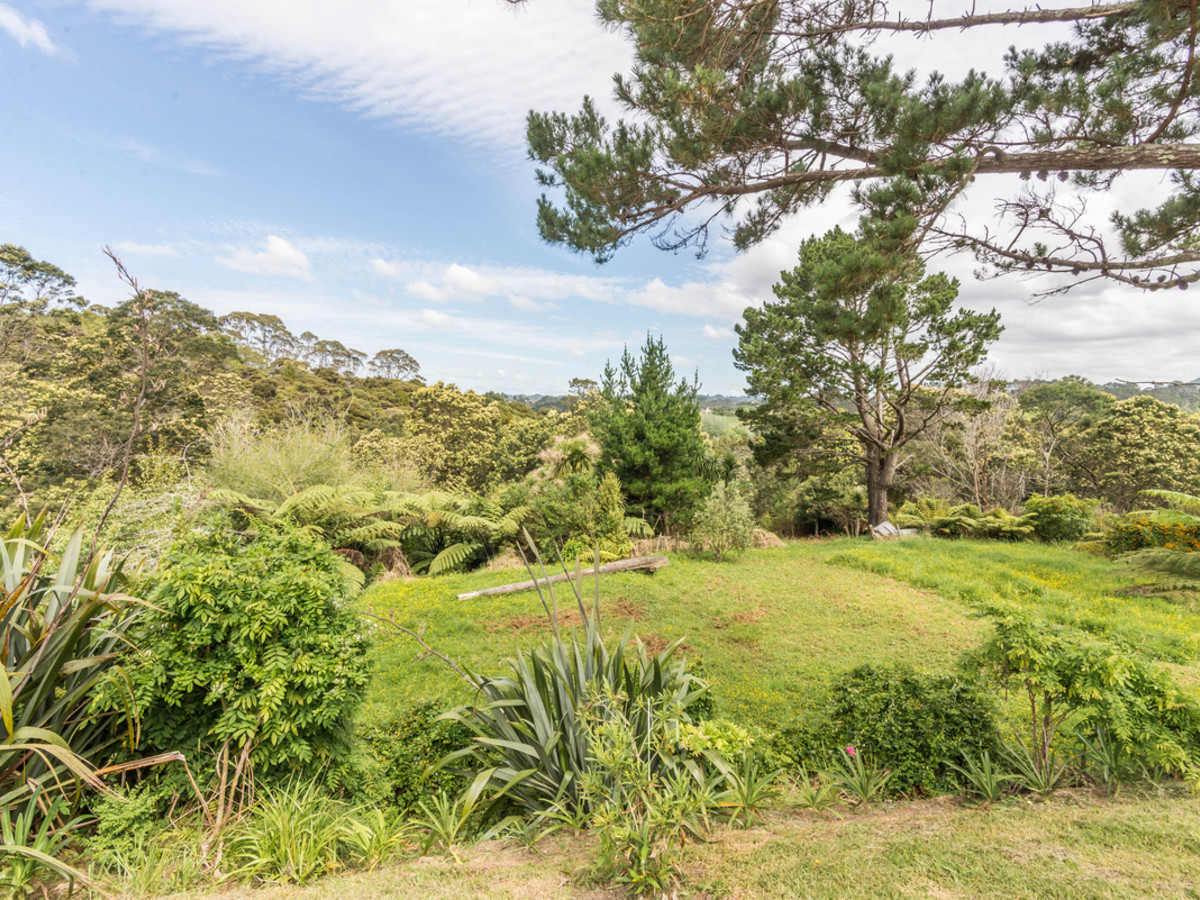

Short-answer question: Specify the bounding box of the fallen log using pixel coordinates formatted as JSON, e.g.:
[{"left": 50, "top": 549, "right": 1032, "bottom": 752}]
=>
[{"left": 456, "top": 556, "right": 669, "bottom": 600}]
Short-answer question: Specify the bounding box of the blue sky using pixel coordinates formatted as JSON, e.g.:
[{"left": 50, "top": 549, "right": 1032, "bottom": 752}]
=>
[{"left": 2, "top": 1, "right": 1197, "bottom": 394}]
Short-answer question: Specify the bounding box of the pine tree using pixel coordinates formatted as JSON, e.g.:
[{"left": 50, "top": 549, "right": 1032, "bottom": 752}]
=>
[
  {"left": 734, "top": 228, "right": 1001, "bottom": 526},
  {"left": 527, "top": 0, "right": 1200, "bottom": 292},
  {"left": 594, "top": 334, "right": 710, "bottom": 533}
]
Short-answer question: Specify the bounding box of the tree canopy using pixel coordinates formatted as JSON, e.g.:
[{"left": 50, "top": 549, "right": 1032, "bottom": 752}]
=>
[
  {"left": 735, "top": 227, "right": 1001, "bottom": 525},
  {"left": 527, "top": 0, "right": 1200, "bottom": 293}
]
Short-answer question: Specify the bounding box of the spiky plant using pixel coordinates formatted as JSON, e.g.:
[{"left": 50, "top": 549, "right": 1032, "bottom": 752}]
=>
[
  {"left": 426, "top": 541, "right": 707, "bottom": 816},
  {"left": 1, "top": 513, "right": 138, "bottom": 809}
]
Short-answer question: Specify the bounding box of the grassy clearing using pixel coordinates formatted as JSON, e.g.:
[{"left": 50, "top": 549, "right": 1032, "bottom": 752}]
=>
[
  {"left": 356, "top": 544, "right": 987, "bottom": 726},
  {"left": 821, "top": 538, "right": 1200, "bottom": 664},
  {"left": 172, "top": 790, "right": 1200, "bottom": 900}
]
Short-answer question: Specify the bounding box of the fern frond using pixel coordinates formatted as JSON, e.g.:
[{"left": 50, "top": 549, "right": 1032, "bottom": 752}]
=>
[
  {"left": 428, "top": 541, "right": 480, "bottom": 576},
  {"left": 1139, "top": 490, "right": 1200, "bottom": 518}
]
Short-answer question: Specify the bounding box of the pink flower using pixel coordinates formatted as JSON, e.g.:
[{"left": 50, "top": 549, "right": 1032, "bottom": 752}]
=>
[{"left": 846, "top": 745, "right": 857, "bottom": 759}]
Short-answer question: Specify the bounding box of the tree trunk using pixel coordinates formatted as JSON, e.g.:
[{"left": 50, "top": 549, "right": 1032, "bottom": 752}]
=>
[{"left": 864, "top": 449, "right": 899, "bottom": 527}]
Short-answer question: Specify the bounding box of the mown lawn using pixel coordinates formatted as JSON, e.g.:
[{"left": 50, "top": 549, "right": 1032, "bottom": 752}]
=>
[
  {"left": 180, "top": 789, "right": 1200, "bottom": 900},
  {"left": 356, "top": 543, "right": 988, "bottom": 726},
  {"left": 821, "top": 538, "right": 1200, "bottom": 664}
]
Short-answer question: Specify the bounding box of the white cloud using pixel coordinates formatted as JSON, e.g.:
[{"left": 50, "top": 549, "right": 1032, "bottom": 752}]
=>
[
  {"left": 509, "top": 294, "right": 555, "bottom": 312},
  {"left": 702, "top": 324, "right": 736, "bottom": 341},
  {"left": 110, "top": 241, "right": 182, "bottom": 258},
  {"left": 86, "top": 0, "right": 631, "bottom": 159},
  {"left": 371, "top": 258, "right": 400, "bottom": 277},
  {"left": 215, "top": 234, "right": 312, "bottom": 277},
  {"left": 419, "top": 308, "right": 457, "bottom": 330},
  {"left": 0, "top": 4, "right": 60, "bottom": 55}
]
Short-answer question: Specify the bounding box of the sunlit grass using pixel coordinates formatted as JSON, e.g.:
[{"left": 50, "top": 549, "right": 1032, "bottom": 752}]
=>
[
  {"left": 356, "top": 544, "right": 988, "bottom": 727},
  {"left": 821, "top": 538, "right": 1200, "bottom": 664}
]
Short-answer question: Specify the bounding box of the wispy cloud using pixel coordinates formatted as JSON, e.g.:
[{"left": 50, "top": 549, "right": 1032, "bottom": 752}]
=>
[
  {"left": 215, "top": 234, "right": 312, "bottom": 278},
  {"left": 0, "top": 3, "right": 60, "bottom": 55},
  {"left": 119, "top": 138, "right": 224, "bottom": 176},
  {"left": 86, "top": 0, "right": 631, "bottom": 158},
  {"left": 110, "top": 241, "right": 183, "bottom": 258},
  {"left": 702, "top": 324, "right": 736, "bottom": 341}
]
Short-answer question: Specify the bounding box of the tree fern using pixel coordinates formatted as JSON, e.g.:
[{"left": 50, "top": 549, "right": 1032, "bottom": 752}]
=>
[{"left": 1119, "top": 490, "right": 1200, "bottom": 595}]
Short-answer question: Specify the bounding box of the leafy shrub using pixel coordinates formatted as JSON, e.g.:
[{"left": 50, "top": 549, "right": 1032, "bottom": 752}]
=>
[
  {"left": 1023, "top": 493, "right": 1097, "bottom": 543},
  {"left": 677, "top": 719, "right": 755, "bottom": 761},
  {"left": 824, "top": 664, "right": 1000, "bottom": 794},
  {"left": 967, "top": 612, "right": 1200, "bottom": 780},
  {"left": 895, "top": 499, "right": 1032, "bottom": 540},
  {"left": 691, "top": 482, "right": 755, "bottom": 561},
  {"left": 112, "top": 518, "right": 371, "bottom": 784},
  {"left": 358, "top": 703, "right": 472, "bottom": 811},
  {"left": 1104, "top": 515, "right": 1200, "bottom": 555}
]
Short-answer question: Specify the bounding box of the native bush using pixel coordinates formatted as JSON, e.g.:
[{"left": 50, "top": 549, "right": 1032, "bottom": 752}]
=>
[
  {"left": 966, "top": 612, "right": 1200, "bottom": 780},
  {"left": 824, "top": 664, "right": 1000, "bottom": 795},
  {"left": 895, "top": 499, "right": 1033, "bottom": 541},
  {"left": 358, "top": 702, "right": 472, "bottom": 811},
  {"left": 691, "top": 482, "right": 755, "bottom": 561},
  {"left": 111, "top": 518, "right": 370, "bottom": 784},
  {"left": 1023, "top": 493, "right": 1097, "bottom": 543}
]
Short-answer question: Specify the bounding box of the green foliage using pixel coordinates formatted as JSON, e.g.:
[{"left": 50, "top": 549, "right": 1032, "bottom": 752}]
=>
[
  {"left": 594, "top": 334, "right": 710, "bottom": 533},
  {"left": 947, "top": 751, "right": 1015, "bottom": 804},
  {"left": 1, "top": 515, "right": 138, "bottom": 810},
  {"left": 677, "top": 719, "right": 754, "bottom": 762},
  {"left": 691, "top": 482, "right": 755, "bottom": 561},
  {"left": 825, "top": 747, "right": 893, "bottom": 807},
  {"left": 1107, "top": 490, "right": 1200, "bottom": 596},
  {"left": 735, "top": 228, "right": 1001, "bottom": 525},
  {"left": 227, "top": 780, "right": 398, "bottom": 884},
  {"left": 967, "top": 612, "right": 1200, "bottom": 781},
  {"left": 441, "top": 555, "right": 706, "bottom": 817},
  {"left": 1024, "top": 493, "right": 1098, "bottom": 543},
  {"left": 358, "top": 702, "right": 472, "bottom": 811},
  {"left": 0, "top": 794, "right": 84, "bottom": 899},
  {"left": 528, "top": 1, "right": 1199, "bottom": 291},
  {"left": 113, "top": 520, "right": 370, "bottom": 782},
  {"left": 824, "top": 664, "right": 1000, "bottom": 795},
  {"left": 1066, "top": 397, "right": 1200, "bottom": 511},
  {"left": 895, "top": 498, "right": 1033, "bottom": 540}
]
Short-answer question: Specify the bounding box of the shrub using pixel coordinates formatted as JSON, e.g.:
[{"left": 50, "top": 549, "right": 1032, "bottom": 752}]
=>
[
  {"left": 692, "top": 482, "right": 755, "bottom": 561},
  {"left": 824, "top": 664, "right": 1000, "bottom": 795},
  {"left": 1024, "top": 493, "right": 1097, "bottom": 543},
  {"left": 1103, "top": 515, "right": 1200, "bottom": 555},
  {"left": 358, "top": 703, "right": 472, "bottom": 811},
  {"left": 112, "top": 518, "right": 371, "bottom": 784},
  {"left": 967, "top": 612, "right": 1200, "bottom": 779}
]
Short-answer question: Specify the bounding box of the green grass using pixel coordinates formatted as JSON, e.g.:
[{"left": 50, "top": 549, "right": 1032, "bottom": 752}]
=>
[
  {"left": 178, "top": 790, "right": 1200, "bottom": 900},
  {"left": 356, "top": 544, "right": 988, "bottom": 727},
  {"left": 822, "top": 538, "right": 1200, "bottom": 664}
]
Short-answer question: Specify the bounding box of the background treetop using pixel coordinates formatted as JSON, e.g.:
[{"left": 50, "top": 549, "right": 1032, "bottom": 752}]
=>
[{"left": 527, "top": 0, "right": 1200, "bottom": 293}]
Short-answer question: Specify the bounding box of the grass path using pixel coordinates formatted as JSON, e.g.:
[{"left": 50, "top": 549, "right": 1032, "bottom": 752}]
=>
[{"left": 174, "top": 789, "right": 1200, "bottom": 900}]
